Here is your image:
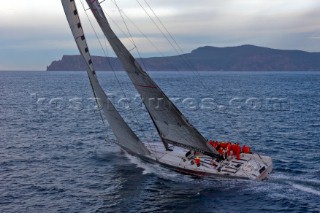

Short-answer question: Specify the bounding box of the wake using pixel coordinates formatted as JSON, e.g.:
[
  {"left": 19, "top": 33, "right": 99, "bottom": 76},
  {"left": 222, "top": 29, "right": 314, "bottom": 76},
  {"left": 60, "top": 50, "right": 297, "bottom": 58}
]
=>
[
  {"left": 270, "top": 173, "right": 320, "bottom": 197},
  {"left": 291, "top": 183, "right": 320, "bottom": 196}
]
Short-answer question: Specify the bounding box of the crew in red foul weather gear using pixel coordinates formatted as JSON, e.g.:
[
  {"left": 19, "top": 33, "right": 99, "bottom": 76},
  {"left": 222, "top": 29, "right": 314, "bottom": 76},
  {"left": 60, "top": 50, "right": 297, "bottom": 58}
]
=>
[
  {"left": 231, "top": 143, "right": 241, "bottom": 160},
  {"left": 236, "top": 144, "right": 241, "bottom": 160},
  {"left": 226, "top": 143, "right": 232, "bottom": 157},
  {"left": 218, "top": 147, "right": 224, "bottom": 156},
  {"left": 208, "top": 139, "right": 251, "bottom": 161},
  {"left": 220, "top": 142, "right": 227, "bottom": 149},
  {"left": 195, "top": 156, "right": 201, "bottom": 167},
  {"left": 242, "top": 145, "right": 251, "bottom": 154}
]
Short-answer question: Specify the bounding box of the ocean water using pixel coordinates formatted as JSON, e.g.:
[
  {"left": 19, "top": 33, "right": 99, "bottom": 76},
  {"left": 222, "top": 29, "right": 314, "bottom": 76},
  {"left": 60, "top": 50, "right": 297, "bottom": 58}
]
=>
[{"left": 0, "top": 71, "right": 319, "bottom": 212}]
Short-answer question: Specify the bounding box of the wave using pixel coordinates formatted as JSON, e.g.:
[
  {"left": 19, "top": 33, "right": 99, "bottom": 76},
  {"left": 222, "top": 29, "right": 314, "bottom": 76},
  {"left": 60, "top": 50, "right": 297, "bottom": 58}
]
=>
[
  {"left": 291, "top": 183, "right": 320, "bottom": 196},
  {"left": 123, "top": 152, "right": 185, "bottom": 180},
  {"left": 270, "top": 173, "right": 320, "bottom": 185}
]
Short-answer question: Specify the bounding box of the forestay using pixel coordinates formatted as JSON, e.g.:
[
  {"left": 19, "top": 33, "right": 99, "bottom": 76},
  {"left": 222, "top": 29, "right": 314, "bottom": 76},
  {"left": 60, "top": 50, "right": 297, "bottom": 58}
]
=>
[
  {"left": 85, "top": 0, "right": 217, "bottom": 154},
  {"left": 61, "top": 0, "right": 150, "bottom": 156}
]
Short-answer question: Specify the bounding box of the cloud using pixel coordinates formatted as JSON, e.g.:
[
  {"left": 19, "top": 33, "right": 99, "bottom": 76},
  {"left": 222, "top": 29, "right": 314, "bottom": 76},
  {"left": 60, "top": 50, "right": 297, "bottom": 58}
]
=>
[
  {"left": 1, "top": 0, "right": 320, "bottom": 70},
  {"left": 101, "top": 0, "right": 320, "bottom": 54}
]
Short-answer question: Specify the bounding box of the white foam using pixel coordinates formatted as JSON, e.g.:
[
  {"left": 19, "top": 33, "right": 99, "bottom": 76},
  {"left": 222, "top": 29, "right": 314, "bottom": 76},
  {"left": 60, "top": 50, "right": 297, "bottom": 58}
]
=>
[
  {"left": 123, "top": 152, "right": 196, "bottom": 182},
  {"left": 291, "top": 183, "right": 320, "bottom": 196},
  {"left": 124, "top": 152, "right": 153, "bottom": 174},
  {"left": 271, "top": 173, "right": 320, "bottom": 185}
]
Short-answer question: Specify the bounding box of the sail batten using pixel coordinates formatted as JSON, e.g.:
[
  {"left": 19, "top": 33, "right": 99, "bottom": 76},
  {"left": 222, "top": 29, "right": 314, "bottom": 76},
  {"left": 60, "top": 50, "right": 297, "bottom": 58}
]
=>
[
  {"left": 85, "top": 0, "right": 217, "bottom": 154},
  {"left": 61, "top": 0, "right": 150, "bottom": 156}
]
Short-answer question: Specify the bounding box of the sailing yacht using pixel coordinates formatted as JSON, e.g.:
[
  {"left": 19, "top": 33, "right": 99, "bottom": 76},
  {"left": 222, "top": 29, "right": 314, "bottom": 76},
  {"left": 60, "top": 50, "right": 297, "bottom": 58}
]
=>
[{"left": 61, "top": 0, "right": 272, "bottom": 180}]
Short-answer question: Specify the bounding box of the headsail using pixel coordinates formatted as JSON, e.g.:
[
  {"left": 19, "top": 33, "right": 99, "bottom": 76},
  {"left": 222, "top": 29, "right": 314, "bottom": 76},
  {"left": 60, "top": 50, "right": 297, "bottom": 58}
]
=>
[
  {"left": 85, "top": 0, "right": 217, "bottom": 154},
  {"left": 61, "top": 0, "right": 150, "bottom": 156}
]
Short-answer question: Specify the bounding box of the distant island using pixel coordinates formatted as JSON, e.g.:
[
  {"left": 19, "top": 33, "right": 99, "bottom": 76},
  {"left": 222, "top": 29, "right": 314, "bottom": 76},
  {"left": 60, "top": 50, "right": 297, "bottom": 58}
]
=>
[{"left": 47, "top": 45, "right": 320, "bottom": 71}]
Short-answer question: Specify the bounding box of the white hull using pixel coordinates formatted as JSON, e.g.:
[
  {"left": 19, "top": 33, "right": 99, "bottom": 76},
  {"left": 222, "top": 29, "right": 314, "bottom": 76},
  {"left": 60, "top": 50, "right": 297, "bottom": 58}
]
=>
[{"left": 136, "top": 144, "right": 272, "bottom": 181}]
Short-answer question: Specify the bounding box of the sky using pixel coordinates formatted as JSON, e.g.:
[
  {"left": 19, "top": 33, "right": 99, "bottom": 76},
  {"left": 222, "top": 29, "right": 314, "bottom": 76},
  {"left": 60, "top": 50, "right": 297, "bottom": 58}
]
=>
[{"left": 1, "top": 0, "right": 320, "bottom": 70}]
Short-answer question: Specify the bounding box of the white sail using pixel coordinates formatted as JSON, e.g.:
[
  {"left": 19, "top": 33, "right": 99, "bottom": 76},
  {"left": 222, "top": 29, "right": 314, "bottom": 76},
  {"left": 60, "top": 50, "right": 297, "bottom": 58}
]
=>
[
  {"left": 85, "top": 0, "right": 217, "bottom": 154},
  {"left": 61, "top": 0, "right": 150, "bottom": 156}
]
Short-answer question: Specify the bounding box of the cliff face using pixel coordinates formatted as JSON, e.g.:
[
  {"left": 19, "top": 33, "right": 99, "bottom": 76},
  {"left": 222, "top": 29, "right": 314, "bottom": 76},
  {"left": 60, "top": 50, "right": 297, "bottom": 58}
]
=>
[
  {"left": 47, "top": 55, "right": 124, "bottom": 71},
  {"left": 47, "top": 45, "right": 320, "bottom": 71}
]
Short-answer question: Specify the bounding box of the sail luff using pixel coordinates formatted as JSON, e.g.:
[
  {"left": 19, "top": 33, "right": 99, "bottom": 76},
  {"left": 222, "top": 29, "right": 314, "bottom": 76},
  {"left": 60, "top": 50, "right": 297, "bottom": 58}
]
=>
[
  {"left": 61, "top": 0, "right": 150, "bottom": 156},
  {"left": 85, "top": 0, "right": 217, "bottom": 154}
]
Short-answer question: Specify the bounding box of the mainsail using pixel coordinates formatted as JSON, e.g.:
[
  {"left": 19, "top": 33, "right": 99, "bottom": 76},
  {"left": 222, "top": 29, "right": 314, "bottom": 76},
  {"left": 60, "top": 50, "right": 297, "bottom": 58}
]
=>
[
  {"left": 85, "top": 0, "right": 217, "bottom": 154},
  {"left": 61, "top": 0, "right": 150, "bottom": 156}
]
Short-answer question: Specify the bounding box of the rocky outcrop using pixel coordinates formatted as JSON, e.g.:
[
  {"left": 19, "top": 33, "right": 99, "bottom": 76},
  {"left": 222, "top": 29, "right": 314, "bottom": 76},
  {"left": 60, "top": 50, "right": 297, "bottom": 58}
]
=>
[{"left": 47, "top": 45, "right": 320, "bottom": 71}]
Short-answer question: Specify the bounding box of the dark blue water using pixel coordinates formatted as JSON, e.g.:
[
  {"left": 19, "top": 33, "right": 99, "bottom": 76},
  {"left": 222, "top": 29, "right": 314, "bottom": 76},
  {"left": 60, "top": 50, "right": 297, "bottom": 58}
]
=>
[{"left": 0, "top": 71, "right": 319, "bottom": 212}]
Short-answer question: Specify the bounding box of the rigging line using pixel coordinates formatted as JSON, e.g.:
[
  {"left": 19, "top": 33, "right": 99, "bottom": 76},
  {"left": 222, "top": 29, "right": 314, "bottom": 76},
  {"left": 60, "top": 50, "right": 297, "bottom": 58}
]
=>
[
  {"left": 99, "top": 3, "right": 147, "bottom": 68},
  {"left": 103, "top": 1, "right": 176, "bottom": 72},
  {"left": 98, "top": 3, "right": 145, "bottom": 53},
  {"left": 141, "top": 0, "right": 209, "bottom": 90},
  {"left": 110, "top": 0, "right": 136, "bottom": 46},
  {"left": 110, "top": 0, "right": 148, "bottom": 71},
  {"left": 103, "top": 1, "right": 179, "bottom": 72},
  {"left": 122, "top": 14, "right": 164, "bottom": 57},
  {"left": 98, "top": 0, "right": 179, "bottom": 72},
  {"left": 136, "top": 0, "right": 181, "bottom": 59},
  {"left": 120, "top": 12, "right": 180, "bottom": 72},
  {"left": 142, "top": 0, "right": 184, "bottom": 56}
]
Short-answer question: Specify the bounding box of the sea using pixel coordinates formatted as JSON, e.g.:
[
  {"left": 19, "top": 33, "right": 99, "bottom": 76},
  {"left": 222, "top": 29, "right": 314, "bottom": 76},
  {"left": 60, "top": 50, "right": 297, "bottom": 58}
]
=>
[{"left": 0, "top": 71, "right": 319, "bottom": 213}]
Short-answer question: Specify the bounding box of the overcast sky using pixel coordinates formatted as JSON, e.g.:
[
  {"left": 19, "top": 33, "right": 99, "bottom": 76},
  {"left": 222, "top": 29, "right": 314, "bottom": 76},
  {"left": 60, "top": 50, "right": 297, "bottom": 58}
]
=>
[{"left": 1, "top": 0, "right": 320, "bottom": 70}]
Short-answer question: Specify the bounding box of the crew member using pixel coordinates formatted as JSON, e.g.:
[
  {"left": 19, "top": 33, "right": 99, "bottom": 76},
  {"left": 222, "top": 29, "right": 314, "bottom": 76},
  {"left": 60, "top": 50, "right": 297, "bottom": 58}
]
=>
[
  {"left": 242, "top": 145, "right": 251, "bottom": 154},
  {"left": 235, "top": 143, "right": 241, "bottom": 160},
  {"left": 195, "top": 156, "right": 201, "bottom": 167}
]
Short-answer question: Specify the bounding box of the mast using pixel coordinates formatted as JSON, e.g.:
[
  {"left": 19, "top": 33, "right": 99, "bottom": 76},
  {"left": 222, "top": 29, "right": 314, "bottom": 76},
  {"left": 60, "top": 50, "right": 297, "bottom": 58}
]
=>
[
  {"left": 61, "top": 0, "right": 150, "bottom": 156},
  {"left": 85, "top": 0, "right": 217, "bottom": 155}
]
